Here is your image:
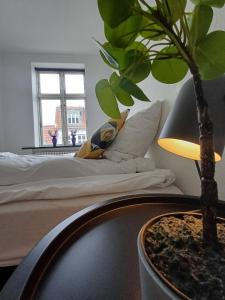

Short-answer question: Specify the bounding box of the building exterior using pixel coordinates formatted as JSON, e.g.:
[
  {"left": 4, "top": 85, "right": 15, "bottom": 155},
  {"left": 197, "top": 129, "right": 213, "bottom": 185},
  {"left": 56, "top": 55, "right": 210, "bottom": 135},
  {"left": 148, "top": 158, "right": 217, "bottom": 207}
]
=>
[{"left": 42, "top": 106, "right": 87, "bottom": 146}]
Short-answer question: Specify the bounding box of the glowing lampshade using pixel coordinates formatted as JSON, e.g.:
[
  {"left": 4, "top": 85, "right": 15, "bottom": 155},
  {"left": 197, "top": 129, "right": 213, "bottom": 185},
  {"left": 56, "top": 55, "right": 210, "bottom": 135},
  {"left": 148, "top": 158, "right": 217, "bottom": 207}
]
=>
[{"left": 158, "top": 76, "right": 225, "bottom": 161}]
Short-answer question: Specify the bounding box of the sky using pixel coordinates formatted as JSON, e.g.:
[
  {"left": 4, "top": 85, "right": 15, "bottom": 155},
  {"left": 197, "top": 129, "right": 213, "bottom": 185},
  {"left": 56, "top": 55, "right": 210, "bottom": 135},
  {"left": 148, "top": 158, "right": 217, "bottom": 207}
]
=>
[{"left": 42, "top": 100, "right": 85, "bottom": 126}]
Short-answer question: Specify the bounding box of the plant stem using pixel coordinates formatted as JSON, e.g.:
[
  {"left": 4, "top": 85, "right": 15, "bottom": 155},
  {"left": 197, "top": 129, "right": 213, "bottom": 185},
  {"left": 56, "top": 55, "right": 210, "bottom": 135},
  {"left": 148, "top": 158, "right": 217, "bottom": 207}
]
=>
[
  {"left": 137, "top": 9, "right": 193, "bottom": 66},
  {"left": 190, "top": 67, "right": 218, "bottom": 245}
]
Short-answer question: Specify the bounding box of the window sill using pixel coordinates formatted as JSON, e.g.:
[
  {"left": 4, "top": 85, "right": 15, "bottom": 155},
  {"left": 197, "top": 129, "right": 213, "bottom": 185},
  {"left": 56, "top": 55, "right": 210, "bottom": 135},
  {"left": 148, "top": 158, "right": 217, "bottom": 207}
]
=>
[{"left": 21, "top": 145, "right": 80, "bottom": 155}]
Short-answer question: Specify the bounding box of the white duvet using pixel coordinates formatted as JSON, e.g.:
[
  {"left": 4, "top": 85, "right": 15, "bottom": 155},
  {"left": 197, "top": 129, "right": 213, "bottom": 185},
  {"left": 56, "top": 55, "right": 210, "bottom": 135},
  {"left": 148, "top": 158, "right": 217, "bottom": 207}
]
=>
[
  {"left": 0, "top": 152, "right": 155, "bottom": 186},
  {"left": 0, "top": 152, "right": 176, "bottom": 204}
]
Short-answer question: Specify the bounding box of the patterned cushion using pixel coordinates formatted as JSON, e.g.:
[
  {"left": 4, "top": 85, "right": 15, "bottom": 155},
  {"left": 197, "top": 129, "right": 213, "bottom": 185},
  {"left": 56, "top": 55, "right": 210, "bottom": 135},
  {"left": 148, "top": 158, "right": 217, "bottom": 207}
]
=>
[{"left": 75, "top": 109, "right": 130, "bottom": 159}]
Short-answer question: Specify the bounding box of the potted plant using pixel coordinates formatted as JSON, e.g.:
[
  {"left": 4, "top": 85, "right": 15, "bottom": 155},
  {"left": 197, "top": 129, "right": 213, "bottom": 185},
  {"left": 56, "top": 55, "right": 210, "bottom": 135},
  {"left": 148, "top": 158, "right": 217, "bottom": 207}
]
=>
[{"left": 95, "top": 0, "right": 225, "bottom": 299}]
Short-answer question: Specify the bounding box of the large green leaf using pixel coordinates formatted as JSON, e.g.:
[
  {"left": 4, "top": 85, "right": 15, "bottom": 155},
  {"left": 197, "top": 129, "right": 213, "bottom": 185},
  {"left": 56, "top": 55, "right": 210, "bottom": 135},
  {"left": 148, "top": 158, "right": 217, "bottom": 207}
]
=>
[
  {"left": 152, "top": 47, "right": 188, "bottom": 84},
  {"left": 162, "top": 0, "right": 187, "bottom": 23},
  {"left": 104, "top": 15, "right": 142, "bottom": 48},
  {"left": 98, "top": 0, "right": 135, "bottom": 28},
  {"left": 120, "top": 50, "right": 151, "bottom": 83},
  {"left": 120, "top": 43, "right": 151, "bottom": 83},
  {"left": 119, "top": 77, "right": 150, "bottom": 101},
  {"left": 95, "top": 40, "right": 119, "bottom": 69},
  {"left": 95, "top": 79, "right": 120, "bottom": 118},
  {"left": 126, "top": 41, "right": 148, "bottom": 52},
  {"left": 195, "top": 31, "right": 225, "bottom": 79},
  {"left": 110, "top": 73, "right": 135, "bottom": 106},
  {"left": 140, "top": 17, "right": 165, "bottom": 41},
  {"left": 190, "top": 0, "right": 225, "bottom": 7},
  {"left": 190, "top": 5, "right": 213, "bottom": 45}
]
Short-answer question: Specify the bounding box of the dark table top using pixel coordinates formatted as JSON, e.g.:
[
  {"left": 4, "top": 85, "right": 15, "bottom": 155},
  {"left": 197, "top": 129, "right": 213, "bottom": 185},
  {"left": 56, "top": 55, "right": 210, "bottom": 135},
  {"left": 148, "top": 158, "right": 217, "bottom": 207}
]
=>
[{"left": 1, "top": 194, "right": 224, "bottom": 300}]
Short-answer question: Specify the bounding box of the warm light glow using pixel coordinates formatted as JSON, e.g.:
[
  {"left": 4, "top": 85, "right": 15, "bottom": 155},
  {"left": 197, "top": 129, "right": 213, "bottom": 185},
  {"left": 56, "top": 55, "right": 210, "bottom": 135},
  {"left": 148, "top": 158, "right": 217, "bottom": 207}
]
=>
[{"left": 158, "top": 138, "right": 221, "bottom": 161}]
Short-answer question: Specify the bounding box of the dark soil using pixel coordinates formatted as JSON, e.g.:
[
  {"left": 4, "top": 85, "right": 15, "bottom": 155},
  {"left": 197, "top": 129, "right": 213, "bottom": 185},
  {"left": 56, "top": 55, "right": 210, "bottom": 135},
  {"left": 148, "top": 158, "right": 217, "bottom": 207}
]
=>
[{"left": 145, "top": 215, "right": 225, "bottom": 300}]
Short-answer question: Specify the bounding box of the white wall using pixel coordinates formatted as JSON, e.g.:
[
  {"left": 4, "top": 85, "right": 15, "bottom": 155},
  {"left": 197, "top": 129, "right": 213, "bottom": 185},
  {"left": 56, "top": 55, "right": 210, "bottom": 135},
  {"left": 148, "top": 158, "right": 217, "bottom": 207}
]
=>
[{"left": 0, "top": 52, "right": 111, "bottom": 153}]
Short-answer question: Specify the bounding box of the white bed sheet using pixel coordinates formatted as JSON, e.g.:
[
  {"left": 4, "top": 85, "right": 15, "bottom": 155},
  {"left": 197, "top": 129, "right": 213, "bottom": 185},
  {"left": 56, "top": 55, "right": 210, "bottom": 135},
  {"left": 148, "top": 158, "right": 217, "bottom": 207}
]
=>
[{"left": 0, "top": 169, "right": 176, "bottom": 204}]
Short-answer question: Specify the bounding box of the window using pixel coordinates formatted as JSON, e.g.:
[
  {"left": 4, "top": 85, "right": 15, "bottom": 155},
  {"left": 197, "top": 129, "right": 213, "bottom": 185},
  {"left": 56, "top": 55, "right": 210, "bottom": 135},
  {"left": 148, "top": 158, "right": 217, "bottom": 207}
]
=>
[
  {"left": 77, "top": 134, "right": 86, "bottom": 144},
  {"left": 36, "top": 68, "right": 87, "bottom": 146},
  {"left": 67, "top": 111, "right": 81, "bottom": 124}
]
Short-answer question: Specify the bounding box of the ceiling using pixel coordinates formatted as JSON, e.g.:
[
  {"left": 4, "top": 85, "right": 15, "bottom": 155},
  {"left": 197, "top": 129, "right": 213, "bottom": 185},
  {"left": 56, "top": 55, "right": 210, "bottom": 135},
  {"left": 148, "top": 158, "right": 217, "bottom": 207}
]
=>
[
  {"left": 0, "top": 0, "right": 105, "bottom": 54},
  {"left": 0, "top": 0, "right": 224, "bottom": 55}
]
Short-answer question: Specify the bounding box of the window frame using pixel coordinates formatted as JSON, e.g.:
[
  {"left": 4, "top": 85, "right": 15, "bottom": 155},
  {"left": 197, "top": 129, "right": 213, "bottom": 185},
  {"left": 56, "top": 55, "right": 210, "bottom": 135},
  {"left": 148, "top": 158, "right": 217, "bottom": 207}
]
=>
[{"left": 35, "top": 68, "right": 86, "bottom": 146}]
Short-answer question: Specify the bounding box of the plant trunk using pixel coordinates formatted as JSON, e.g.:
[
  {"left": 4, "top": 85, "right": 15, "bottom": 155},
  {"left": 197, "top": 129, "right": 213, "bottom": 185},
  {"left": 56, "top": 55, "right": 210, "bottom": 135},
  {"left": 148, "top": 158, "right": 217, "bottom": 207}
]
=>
[{"left": 191, "top": 70, "right": 218, "bottom": 245}]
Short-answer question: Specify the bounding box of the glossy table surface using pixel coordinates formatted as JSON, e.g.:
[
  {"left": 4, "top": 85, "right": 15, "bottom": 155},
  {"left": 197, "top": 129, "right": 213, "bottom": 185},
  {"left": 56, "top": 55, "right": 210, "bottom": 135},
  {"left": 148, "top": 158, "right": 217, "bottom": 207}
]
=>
[{"left": 1, "top": 194, "right": 224, "bottom": 300}]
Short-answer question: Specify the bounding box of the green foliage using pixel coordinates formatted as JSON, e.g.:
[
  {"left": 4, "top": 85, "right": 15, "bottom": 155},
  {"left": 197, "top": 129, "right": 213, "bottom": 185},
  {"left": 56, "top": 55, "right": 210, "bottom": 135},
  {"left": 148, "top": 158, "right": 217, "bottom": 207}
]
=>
[
  {"left": 104, "top": 44, "right": 129, "bottom": 69},
  {"left": 152, "top": 47, "right": 188, "bottom": 83},
  {"left": 161, "top": 0, "right": 187, "bottom": 23},
  {"left": 190, "top": 0, "right": 225, "bottom": 7},
  {"left": 100, "top": 41, "right": 151, "bottom": 83},
  {"left": 119, "top": 77, "right": 150, "bottom": 101},
  {"left": 95, "top": 40, "right": 119, "bottom": 69},
  {"left": 95, "top": 79, "right": 120, "bottom": 119},
  {"left": 190, "top": 5, "right": 213, "bottom": 45},
  {"left": 96, "top": 0, "right": 225, "bottom": 117},
  {"left": 110, "top": 73, "right": 135, "bottom": 106},
  {"left": 195, "top": 31, "right": 225, "bottom": 79},
  {"left": 120, "top": 47, "right": 151, "bottom": 83},
  {"left": 98, "top": 0, "right": 135, "bottom": 28},
  {"left": 140, "top": 17, "right": 165, "bottom": 40},
  {"left": 105, "top": 15, "right": 143, "bottom": 48},
  {"left": 95, "top": 73, "right": 147, "bottom": 118}
]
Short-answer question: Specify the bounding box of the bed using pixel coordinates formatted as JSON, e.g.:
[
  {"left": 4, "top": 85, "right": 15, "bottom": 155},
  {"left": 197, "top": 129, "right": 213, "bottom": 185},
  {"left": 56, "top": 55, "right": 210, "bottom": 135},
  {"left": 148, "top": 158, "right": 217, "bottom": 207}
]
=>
[
  {"left": 0, "top": 152, "right": 182, "bottom": 267},
  {"left": 0, "top": 101, "right": 183, "bottom": 267}
]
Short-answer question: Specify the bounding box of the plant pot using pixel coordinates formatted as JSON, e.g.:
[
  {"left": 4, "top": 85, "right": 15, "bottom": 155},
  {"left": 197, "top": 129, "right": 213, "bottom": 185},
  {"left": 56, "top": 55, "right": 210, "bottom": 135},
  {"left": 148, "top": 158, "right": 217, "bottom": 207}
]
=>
[{"left": 137, "top": 212, "right": 225, "bottom": 300}]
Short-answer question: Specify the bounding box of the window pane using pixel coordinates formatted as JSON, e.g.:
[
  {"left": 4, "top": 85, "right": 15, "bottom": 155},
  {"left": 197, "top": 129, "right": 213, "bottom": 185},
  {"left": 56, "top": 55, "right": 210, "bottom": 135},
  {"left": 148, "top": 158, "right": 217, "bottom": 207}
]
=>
[
  {"left": 41, "top": 99, "right": 62, "bottom": 146},
  {"left": 66, "top": 99, "right": 87, "bottom": 145},
  {"left": 40, "top": 73, "right": 60, "bottom": 94},
  {"left": 65, "top": 74, "right": 84, "bottom": 94}
]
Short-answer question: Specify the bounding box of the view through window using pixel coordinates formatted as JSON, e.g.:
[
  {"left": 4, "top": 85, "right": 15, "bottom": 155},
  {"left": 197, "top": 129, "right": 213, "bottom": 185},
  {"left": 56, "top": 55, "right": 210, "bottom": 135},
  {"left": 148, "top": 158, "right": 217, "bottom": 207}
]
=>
[{"left": 36, "top": 69, "right": 87, "bottom": 146}]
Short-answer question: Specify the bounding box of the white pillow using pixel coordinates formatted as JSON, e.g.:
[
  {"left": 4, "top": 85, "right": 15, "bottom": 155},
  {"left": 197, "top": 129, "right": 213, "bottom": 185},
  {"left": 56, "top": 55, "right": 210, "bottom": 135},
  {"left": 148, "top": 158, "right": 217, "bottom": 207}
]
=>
[{"left": 104, "top": 101, "right": 161, "bottom": 161}]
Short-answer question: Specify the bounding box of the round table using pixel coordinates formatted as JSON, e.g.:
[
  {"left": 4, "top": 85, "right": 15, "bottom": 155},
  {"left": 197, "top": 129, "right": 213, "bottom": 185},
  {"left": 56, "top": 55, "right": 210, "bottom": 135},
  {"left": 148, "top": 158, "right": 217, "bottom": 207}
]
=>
[{"left": 1, "top": 194, "right": 224, "bottom": 300}]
